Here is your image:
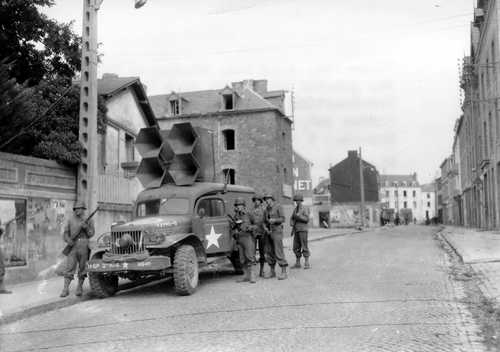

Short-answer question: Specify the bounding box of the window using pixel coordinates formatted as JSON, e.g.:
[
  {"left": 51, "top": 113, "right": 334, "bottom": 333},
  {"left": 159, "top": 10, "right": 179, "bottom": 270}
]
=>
[
  {"left": 222, "top": 129, "right": 235, "bottom": 150},
  {"left": 170, "top": 99, "right": 180, "bottom": 116},
  {"left": 394, "top": 190, "right": 398, "bottom": 197},
  {"left": 223, "top": 94, "right": 233, "bottom": 110},
  {"left": 137, "top": 198, "right": 190, "bottom": 217},
  {"left": 413, "top": 201, "right": 417, "bottom": 209},
  {"left": 125, "top": 134, "right": 135, "bottom": 162},
  {"left": 403, "top": 190, "right": 407, "bottom": 197},
  {"left": 427, "top": 193, "right": 430, "bottom": 199},
  {"left": 0, "top": 198, "right": 27, "bottom": 267},
  {"left": 403, "top": 201, "right": 407, "bottom": 208},
  {"left": 412, "top": 190, "right": 416, "bottom": 197},
  {"left": 427, "top": 202, "right": 431, "bottom": 207},
  {"left": 223, "top": 168, "right": 235, "bottom": 184},
  {"left": 196, "top": 198, "right": 225, "bottom": 217},
  {"left": 385, "top": 190, "right": 389, "bottom": 197}
]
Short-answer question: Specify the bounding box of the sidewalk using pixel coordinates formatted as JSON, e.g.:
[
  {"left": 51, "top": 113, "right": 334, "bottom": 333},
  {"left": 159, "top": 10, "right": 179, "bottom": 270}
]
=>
[
  {"left": 0, "top": 227, "right": 362, "bottom": 325},
  {"left": 441, "top": 226, "right": 500, "bottom": 302}
]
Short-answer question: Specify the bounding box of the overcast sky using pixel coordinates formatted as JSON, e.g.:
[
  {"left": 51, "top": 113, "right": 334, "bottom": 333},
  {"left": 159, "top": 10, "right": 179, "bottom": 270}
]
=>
[{"left": 45, "top": 0, "right": 473, "bottom": 185}]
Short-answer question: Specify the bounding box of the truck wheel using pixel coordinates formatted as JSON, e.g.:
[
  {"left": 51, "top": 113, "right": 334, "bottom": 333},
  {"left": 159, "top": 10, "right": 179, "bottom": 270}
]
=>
[
  {"left": 173, "top": 245, "right": 199, "bottom": 295},
  {"left": 229, "top": 251, "right": 243, "bottom": 274},
  {"left": 89, "top": 272, "right": 118, "bottom": 298},
  {"left": 88, "top": 253, "right": 119, "bottom": 298}
]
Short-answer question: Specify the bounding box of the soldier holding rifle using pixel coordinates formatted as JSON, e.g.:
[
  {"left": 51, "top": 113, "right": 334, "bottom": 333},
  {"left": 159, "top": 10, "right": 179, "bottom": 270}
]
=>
[
  {"left": 250, "top": 194, "right": 268, "bottom": 277},
  {"left": 230, "top": 198, "right": 258, "bottom": 284},
  {"left": 263, "top": 194, "right": 288, "bottom": 280},
  {"left": 60, "top": 201, "right": 95, "bottom": 298},
  {"left": 290, "top": 194, "right": 311, "bottom": 269}
]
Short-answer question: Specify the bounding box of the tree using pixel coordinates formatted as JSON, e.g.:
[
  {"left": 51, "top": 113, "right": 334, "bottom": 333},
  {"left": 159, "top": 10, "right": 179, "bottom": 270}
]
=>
[{"left": 0, "top": 0, "right": 81, "bottom": 86}]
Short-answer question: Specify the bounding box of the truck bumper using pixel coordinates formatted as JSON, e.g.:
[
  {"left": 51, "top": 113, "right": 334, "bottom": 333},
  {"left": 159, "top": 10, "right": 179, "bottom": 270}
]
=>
[{"left": 86, "top": 256, "right": 171, "bottom": 273}]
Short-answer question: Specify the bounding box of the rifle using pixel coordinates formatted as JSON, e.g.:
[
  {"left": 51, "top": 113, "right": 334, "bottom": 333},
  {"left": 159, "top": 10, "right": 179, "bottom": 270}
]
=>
[
  {"left": 227, "top": 214, "right": 243, "bottom": 230},
  {"left": 62, "top": 207, "right": 99, "bottom": 256}
]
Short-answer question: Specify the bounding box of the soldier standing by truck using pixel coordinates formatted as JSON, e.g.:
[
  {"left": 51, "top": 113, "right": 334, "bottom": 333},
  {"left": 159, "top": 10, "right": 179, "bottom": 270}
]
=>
[
  {"left": 60, "top": 201, "right": 95, "bottom": 297},
  {"left": 232, "top": 198, "right": 258, "bottom": 284},
  {"left": 250, "top": 194, "right": 267, "bottom": 277},
  {"left": 263, "top": 194, "right": 288, "bottom": 280},
  {"left": 290, "top": 194, "right": 311, "bottom": 269}
]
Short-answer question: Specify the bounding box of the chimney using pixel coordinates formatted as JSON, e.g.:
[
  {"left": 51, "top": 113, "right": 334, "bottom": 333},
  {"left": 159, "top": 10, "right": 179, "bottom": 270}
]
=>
[{"left": 348, "top": 150, "right": 358, "bottom": 159}]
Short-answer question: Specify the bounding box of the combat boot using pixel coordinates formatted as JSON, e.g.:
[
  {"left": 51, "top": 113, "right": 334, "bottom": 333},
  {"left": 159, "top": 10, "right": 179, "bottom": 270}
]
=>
[
  {"left": 236, "top": 267, "right": 250, "bottom": 283},
  {"left": 291, "top": 257, "right": 301, "bottom": 269},
  {"left": 249, "top": 266, "right": 257, "bottom": 284},
  {"left": 304, "top": 257, "right": 311, "bottom": 270},
  {"left": 265, "top": 265, "right": 276, "bottom": 279},
  {"left": 277, "top": 266, "right": 288, "bottom": 280},
  {"left": 259, "top": 262, "right": 265, "bottom": 277},
  {"left": 0, "top": 279, "right": 12, "bottom": 294},
  {"left": 60, "top": 278, "right": 71, "bottom": 298},
  {"left": 75, "top": 277, "right": 85, "bottom": 296}
]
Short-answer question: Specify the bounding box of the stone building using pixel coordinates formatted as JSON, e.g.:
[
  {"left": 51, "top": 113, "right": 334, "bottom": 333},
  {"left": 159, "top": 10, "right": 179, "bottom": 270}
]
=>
[
  {"left": 149, "top": 79, "right": 294, "bottom": 205},
  {"left": 0, "top": 74, "right": 156, "bottom": 284},
  {"left": 327, "top": 150, "right": 380, "bottom": 227},
  {"left": 379, "top": 174, "right": 436, "bottom": 223}
]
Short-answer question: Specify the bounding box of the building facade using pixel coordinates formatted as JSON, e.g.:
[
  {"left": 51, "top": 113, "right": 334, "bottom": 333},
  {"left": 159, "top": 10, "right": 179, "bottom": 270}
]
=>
[
  {"left": 0, "top": 74, "right": 156, "bottom": 284},
  {"left": 379, "top": 174, "right": 436, "bottom": 223},
  {"left": 149, "top": 79, "right": 294, "bottom": 205},
  {"left": 293, "top": 151, "right": 313, "bottom": 206}
]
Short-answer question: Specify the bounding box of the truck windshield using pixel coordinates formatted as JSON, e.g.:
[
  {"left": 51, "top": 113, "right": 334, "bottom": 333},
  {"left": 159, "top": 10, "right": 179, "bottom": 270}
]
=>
[{"left": 136, "top": 198, "right": 189, "bottom": 217}]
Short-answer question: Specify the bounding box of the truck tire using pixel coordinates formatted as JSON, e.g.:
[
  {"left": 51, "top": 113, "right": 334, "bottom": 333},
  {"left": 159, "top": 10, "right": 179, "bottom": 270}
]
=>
[
  {"left": 173, "top": 245, "right": 199, "bottom": 295},
  {"left": 88, "top": 253, "right": 119, "bottom": 298},
  {"left": 229, "top": 250, "right": 243, "bottom": 274}
]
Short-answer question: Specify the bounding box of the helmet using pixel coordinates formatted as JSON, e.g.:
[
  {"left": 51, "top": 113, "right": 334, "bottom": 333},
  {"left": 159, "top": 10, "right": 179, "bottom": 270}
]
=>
[
  {"left": 234, "top": 197, "right": 246, "bottom": 206},
  {"left": 293, "top": 194, "right": 304, "bottom": 202},
  {"left": 263, "top": 194, "right": 275, "bottom": 201},
  {"left": 73, "top": 201, "right": 87, "bottom": 210},
  {"left": 252, "top": 194, "right": 263, "bottom": 202}
]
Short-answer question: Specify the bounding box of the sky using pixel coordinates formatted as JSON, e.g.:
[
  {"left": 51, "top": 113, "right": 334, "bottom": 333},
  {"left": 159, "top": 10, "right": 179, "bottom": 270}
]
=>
[{"left": 44, "top": 0, "right": 474, "bottom": 186}]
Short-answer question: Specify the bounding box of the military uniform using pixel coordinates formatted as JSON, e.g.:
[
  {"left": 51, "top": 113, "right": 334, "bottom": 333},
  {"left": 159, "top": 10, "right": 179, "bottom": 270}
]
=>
[
  {"left": 60, "top": 201, "right": 95, "bottom": 297},
  {"left": 232, "top": 198, "right": 257, "bottom": 283},
  {"left": 250, "top": 195, "right": 267, "bottom": 277},
  {"left": 291, "top": 197, "right": 311, "bottom": 269},
  {"left": 264, "top": 195, "right": 288, "bottom": 280}
]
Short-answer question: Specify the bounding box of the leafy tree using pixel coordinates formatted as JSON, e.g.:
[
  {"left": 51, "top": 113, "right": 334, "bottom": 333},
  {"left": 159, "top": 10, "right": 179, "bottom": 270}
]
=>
[{"left": 0, "top": 0, "right": 81, "bottom": 86}]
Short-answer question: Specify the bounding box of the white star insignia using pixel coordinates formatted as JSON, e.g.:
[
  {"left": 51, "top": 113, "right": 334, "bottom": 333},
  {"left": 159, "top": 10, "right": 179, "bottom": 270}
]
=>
[{"left": 205, "top": 225, "right": 222, "bottom": 249}]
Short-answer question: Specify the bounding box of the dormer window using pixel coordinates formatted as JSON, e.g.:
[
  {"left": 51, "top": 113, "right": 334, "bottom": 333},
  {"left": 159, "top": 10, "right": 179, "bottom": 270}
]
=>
[
  {"left": 170, "top": 99, "right": 180, "bottom": 116},
  {"left": 223, "top": 94, "right": 233, "bottom": 110}
]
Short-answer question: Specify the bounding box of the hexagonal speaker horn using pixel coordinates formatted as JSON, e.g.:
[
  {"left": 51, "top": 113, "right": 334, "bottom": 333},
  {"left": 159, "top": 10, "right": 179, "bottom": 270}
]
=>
[
  {"left": 136, "top": 157, "right": 168, "bottom": 189},
  {"left": 136, "top": 127, "right": 170, "bottom": 160},
  {"left": 165, "top": 122, "right": 199, "bottom": 154},
  {"left": 166, "top": 154, "right": 201, "bottom": 186}
]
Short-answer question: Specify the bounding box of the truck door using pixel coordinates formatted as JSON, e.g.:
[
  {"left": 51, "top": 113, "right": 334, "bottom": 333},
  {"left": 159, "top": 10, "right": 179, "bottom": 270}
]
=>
[{"left": 194, "top": 197, "right": 232, "bottom": 254}]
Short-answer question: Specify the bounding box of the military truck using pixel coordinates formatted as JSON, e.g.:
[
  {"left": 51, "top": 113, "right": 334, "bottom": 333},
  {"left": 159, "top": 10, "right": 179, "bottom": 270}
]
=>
[{"left": 86, "top": 123, "right": 254, "bottom": 297}]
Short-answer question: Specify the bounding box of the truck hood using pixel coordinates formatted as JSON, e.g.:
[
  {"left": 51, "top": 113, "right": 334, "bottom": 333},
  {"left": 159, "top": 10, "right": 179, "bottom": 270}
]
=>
[{"left": 112, "top": 215, "right": 191, "bottom": 232}]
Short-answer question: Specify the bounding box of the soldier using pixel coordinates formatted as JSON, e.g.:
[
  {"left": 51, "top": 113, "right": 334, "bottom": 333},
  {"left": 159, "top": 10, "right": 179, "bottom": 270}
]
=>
[
  {"left": 290, "top": 194, "right": 311, "bottom": 269},
  {"left": 232, "top": 198, "right": 257, "bottom": 284},
  {"left": 0, "top": 220, "right": 12, "bottom": 294},
  {"left": 263, "top": 194, "right": 288, "bottom": 280},
  {"left": 60, "top": 201, "right": 95, "bottom": 297},
  {"left": 250, "top": 194, "right": 267, "bottom": 277}
]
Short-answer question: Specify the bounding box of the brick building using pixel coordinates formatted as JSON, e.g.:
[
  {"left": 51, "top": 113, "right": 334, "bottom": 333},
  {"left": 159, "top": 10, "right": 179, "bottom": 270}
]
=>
[{"left": 149, "top": 79, "right": 294, "bottom": 205}]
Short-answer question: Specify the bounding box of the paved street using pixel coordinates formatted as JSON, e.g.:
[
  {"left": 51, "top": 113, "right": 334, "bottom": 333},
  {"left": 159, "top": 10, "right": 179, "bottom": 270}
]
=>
[{"left": 0, "top": 226, "right": 486, "bottom": 352}]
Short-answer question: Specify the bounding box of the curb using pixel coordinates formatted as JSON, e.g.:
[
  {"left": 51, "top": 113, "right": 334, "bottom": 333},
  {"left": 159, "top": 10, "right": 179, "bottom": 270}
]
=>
[{"left": 438, "top": 231, "right": 465, "bottom": 264}]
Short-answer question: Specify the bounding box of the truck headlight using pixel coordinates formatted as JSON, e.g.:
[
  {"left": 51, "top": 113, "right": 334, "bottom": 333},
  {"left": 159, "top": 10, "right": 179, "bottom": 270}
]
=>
[{"left": 97, "top": 233, "right": 112, "bottom": 248}]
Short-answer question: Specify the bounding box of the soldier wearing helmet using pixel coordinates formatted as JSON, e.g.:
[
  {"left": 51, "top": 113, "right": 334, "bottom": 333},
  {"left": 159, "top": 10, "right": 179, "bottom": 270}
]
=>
[
  {"left": 263, "top": 193, "right": 288, "bottom": 280},
  {"left": 232, "top": 197, "right": 258, "bottom": 283},
  {"left": 0, "top": 219, "right": 11, "bottom": 294},
  {"left": 250, "top": 194, "right": 268, "bottom": 277},
  {"left": 290, "top": 194, "right": 311, "bottom": 269},
  {"left": 60, "top": 201, "right": 95, "bottom": 298}
]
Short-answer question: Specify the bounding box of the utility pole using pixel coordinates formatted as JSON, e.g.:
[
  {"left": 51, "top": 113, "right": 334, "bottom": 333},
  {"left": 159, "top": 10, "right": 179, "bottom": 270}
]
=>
[
  {"left": 359, "top": 147, "right": 365, "bottom": 228},
  {"left": 77, "top": 0, "right": 146, "bottom": 210}
]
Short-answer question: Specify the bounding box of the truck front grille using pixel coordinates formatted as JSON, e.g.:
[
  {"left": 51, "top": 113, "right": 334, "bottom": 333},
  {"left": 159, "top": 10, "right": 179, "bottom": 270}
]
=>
[{"left": 110, "top": 230, "right": 145, "bottom": 254}]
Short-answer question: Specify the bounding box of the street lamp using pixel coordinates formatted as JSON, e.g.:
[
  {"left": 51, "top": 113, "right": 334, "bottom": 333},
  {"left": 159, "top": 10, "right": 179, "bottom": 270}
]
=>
[{"left": 77, "top": 0, "right": 146, "bottom": 211}]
